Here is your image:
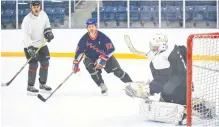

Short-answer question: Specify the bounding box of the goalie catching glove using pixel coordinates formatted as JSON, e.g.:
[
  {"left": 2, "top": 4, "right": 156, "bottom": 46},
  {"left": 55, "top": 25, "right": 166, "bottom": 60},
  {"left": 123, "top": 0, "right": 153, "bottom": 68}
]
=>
[
  {"left": 125, "top": 81, "right": 150, "bottom": 99},
  {"left": 95, "top": 54, "right": 109, "bottom": 69}
]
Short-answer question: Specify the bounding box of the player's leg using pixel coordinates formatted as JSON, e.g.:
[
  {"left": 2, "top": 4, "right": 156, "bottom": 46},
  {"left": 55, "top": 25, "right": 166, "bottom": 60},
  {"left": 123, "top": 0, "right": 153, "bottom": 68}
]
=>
[
  {"left": 149, "top": 78, "right": 166, "bottom": 95},
  {"left": 104, "top": 55, "right": 132, "bottom": 83},
  {"left": 24, "top": 48, "right": 39, "bottom": 95},
  {"left": 38, "top": 45, "right": 52, "bottom": 92},
  {"left": 83, "top": 57, "right": 107, "bottom": 94},
  {"left": 160, "top": 76, "right": 186, "bottom": 105}
]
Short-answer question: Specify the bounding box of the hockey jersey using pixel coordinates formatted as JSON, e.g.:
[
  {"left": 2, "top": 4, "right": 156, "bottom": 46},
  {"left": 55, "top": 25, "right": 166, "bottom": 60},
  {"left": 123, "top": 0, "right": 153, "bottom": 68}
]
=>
[
  {"left": 74, "top": 30, "right": 115, "bottom": 62},
  {"left": 21, "top": 11, "right": 51, "bottom": 48}
]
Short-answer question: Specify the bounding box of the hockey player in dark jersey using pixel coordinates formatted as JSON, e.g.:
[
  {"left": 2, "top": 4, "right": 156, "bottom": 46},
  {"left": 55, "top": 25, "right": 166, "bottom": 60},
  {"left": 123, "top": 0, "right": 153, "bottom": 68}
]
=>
[
  {"left": 124, "top": 33, "right": 216, "bottom": 125},
  {"left": 72, "top": 18, "right": 132, "bottom": 95}
]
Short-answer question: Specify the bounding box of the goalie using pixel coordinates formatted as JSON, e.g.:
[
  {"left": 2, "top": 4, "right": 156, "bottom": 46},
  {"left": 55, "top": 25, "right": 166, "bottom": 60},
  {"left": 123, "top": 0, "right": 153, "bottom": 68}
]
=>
[{"left": 124, "top": 33, "right": 216, "bottom": 125}]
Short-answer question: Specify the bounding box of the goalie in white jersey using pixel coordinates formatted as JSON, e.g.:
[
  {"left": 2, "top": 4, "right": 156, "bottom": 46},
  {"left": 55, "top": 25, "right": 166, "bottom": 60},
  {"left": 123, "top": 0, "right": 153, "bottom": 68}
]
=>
[
  {"left": 22, "top": 1, "right": 54, "bottom": 95},
  {"left": 125, "top": 33, "right": 216, "bottom": 125}
]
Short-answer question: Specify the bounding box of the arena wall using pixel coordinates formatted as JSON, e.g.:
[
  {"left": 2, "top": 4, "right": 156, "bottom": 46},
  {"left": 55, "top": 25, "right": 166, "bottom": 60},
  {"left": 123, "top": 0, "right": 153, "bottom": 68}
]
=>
[{"left": 1, "top": 29, "right": 219, "bottom": 60}]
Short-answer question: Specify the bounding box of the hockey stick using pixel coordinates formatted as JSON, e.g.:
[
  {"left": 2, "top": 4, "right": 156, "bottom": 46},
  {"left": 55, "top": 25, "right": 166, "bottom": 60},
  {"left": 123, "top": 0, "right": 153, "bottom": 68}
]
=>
[
  {"left": 124, "top": 35, "right": 150, "bottom": 56},
  {"left": 1, "top": 40, "right": 47, "bottom": 87},
  {"left": 37, "top": 71, "right": 75, "bottom": 102}
]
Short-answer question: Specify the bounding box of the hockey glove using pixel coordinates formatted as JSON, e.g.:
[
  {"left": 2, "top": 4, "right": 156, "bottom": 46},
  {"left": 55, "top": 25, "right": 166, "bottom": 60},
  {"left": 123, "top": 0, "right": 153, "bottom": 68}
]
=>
[
  {"left": 44, "top": 28, "right": 54, "bottom": 42},
  {"left": 72, "top": 60, "right": 80, "bottom": 73},
  {"left": 27, "top": 46, "right": 37, "bottom": 58},
  {"left": 95, "top": 55, "right": 108, "bottom": 69}
]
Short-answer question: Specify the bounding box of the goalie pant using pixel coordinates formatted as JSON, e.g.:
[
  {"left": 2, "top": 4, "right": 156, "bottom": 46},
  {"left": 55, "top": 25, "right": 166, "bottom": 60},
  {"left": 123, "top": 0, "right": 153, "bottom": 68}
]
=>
[{"left": 149, "top": 45, "right": 187, "bottom": 105}]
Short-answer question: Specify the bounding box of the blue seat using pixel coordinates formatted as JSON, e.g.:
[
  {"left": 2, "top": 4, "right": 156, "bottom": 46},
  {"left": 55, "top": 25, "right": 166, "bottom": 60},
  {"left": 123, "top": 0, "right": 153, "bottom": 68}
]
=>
[
  {"left": 102, "top": 1, "right": 113, "bottom": 7},
  {"left": 53, "top": 1, "right": 65, "bottom": 8},
  {"left": 166, "top": 6, "right": 182, "bottom": 21},
  {"left": 130, "top": 1, "right": 138, "bottom": 6},
  {"left": 193, "top": 6, "right": 207, "bottom": 21},
  {"left": 45, "top": 8, "right": 55, "bottom": 23},
  {"left": 53, "top": 8, "right": 65, "bottom": 23},
  {"left": 138, "top": 1, "right": 150, "bottom": 6},
  {"left": 112, "top": 1, "right": 126, "bottom": 7},
  {"left": 206, "top": 6, "right": 216, "bottom": 22},
  {"left": 99, "top": 7, "right": 105, "bottom": 21},
  {"left": 91, "top": 11, "right": 97, "bottom": 19},
  {"left": 18, "top": 10, "right": 24, "bottom": 23},
  {"left": 1, "top": 9, "right": 14, "bottom": 25},
  {"left": 24, "top": 9, "right": 30, "bottom": 15},
  {"left": 116, "top": 6, "right": 127, "bottom": 21},
  {"left": 104, "top": 6, "right": 117, "bottom": 21},
  {"left": 130, "top": 6, "right": 140, "bottom": 22},
  {"left": 2, "top": 1, "right": 16, "bottom": 10},
  {"left": 186, "top": 6, "right": 194, "bottom": 21},
  {"left": 130, "top": 6, "right": 141, "bottom": 11},
  {"left": 62, "top": 1, "right": 70, "bottom": 14},
  {"left": 44, "top": 1, "right": 53, "bottom": 8},
  {"left": 130, "top": 11, "right": 139, "bottom": 22},
  {"left": 140, "top": 10, "right": 152, "bottom": 21}
]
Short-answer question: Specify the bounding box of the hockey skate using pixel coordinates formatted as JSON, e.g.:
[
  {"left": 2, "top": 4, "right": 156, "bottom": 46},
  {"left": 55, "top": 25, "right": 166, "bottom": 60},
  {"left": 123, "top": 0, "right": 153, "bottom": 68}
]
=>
[
  {"left": 27, "top": 85, "right": 39, "bottom": 96},
  {"left": 39, "top": 79, "right": 52, "bottom": 93},
  {"left": 100, "top": 83, "right": 108, "bottom": 95}
]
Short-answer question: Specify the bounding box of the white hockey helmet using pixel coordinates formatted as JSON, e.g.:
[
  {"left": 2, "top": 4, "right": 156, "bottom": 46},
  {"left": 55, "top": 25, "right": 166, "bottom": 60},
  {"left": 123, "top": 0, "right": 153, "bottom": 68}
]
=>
[{"left": 149, "top": 33, "right": 168, "bottom": 53}]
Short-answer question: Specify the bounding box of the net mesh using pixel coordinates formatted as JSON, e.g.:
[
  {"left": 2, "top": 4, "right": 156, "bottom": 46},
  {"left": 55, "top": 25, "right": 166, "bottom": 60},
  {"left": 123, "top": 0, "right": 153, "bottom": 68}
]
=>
[{"left": 190, "top": 34, "right": 219, "bottom": 126}]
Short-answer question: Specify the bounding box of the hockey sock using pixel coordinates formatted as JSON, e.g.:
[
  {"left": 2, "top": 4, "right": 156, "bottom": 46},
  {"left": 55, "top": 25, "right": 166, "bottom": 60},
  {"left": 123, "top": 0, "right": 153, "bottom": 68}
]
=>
[
  {"left": 114, "top": 69, "right": 132, "bottom": 83},
  {"left": 28, "top": 68, "right": 37, "bottom": 86},
  {"left": 39, "top": 61, "right": 49, "bottom": 84},
  {"left": 120, "top": 73, "right": 133, "bottom": 83},
  {"left": 39, "top": 66, "right": 48, "bottom": 84},
  {"left": 91, "top": 71, "right": 104, "bottom": 86}
]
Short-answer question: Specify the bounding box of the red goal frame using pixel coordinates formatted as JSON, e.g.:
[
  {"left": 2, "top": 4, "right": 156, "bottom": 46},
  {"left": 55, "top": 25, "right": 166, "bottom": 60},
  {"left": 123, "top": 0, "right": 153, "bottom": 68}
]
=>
[{"left": 186, "top": 32, "right": 219, "bottom": 126}]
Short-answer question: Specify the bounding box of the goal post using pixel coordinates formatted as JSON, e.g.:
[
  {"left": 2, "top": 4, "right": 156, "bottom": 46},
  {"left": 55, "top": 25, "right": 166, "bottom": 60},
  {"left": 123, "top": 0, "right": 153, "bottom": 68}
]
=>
[{"left": 187, "top": 32, "right": 219, "bottom": 126}]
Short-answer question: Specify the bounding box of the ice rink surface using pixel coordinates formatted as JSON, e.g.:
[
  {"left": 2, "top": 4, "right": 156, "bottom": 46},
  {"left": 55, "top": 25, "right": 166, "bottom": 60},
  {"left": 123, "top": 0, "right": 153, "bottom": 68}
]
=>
[{"left": 1, "top": 58, "right": 189, "bottom": 127}]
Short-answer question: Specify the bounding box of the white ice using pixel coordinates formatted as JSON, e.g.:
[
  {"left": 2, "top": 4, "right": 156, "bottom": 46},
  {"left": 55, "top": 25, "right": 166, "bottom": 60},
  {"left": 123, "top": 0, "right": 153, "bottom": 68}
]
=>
[{"left": 1, "top": 58, "right": 181, "bottom": 127}]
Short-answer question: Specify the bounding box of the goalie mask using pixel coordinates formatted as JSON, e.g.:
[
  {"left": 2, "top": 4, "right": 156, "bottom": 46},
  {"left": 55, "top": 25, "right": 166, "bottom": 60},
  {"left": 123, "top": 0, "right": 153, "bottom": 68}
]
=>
[{"left": 149, "top": 33, "right": 168, "bottom": 53}]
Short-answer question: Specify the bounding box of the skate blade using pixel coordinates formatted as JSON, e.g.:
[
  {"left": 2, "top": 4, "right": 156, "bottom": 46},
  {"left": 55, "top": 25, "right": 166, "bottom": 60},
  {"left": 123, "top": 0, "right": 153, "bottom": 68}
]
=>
[
  {"left": 27, "top": 91, "right": 38, "bottom": 96},
  {"left": 102, "top": 92, "right": 108, "bottom": 96},
  {"left": 40, "top": 89, "right": 52, "bottom": 93}
]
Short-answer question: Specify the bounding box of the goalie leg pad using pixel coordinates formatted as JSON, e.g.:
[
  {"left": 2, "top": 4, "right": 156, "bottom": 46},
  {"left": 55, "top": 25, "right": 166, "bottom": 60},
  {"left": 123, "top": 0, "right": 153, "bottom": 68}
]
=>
[{"left": 139, "top": 101, "right": 186, "bottom": 125}]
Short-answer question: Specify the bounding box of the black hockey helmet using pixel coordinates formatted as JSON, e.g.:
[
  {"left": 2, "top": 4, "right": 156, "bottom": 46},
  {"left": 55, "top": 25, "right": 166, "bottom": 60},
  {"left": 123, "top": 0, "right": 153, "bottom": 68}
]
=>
[{"left": 30, "top": 0, "right": 41, "bottom": 7}]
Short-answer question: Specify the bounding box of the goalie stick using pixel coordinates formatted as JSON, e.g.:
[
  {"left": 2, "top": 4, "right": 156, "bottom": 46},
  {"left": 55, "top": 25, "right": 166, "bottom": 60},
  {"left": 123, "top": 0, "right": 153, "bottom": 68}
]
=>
[
  {"left": 1, "top": 40, "right": 47, "bottom": 87},
  {"left": 37, "top": 71, "right": 75, "bottom": 102},
  {"left": 124, "top": 35, "right": 151, "bottom": 56}
]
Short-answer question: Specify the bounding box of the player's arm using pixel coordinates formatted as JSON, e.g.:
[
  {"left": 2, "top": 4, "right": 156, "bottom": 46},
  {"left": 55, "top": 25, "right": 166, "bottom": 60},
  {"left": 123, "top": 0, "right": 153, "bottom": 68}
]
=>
[
  {"left": 43, "top": 12, "right": 54, "bottom": 42},
  {"left": 95, "top": 34, "right": 115, "bottom": 69},
  {"left": 72, "top": 35, "right": 86, "bottom": 73},
  {"left": 21, "top": 17, "right": 33, "bottom": 48},
  {"left": 21, "top": 17, "right": 38, "bottom": 57}
]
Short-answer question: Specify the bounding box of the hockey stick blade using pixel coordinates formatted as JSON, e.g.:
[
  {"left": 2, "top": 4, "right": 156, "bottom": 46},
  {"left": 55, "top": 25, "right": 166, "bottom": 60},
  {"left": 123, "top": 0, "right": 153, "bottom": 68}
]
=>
[
  {"left": 124, "top": 35, "right": 151, "bottom": 56},
  {"left": 1, "top": 82, "right": 9, "bottom": 87},
  {"left": 124, "top": 35, "right": 136, "bottom": 53},
  {"left": 37, "top": 94, "right": 47, "bottom": 102}
]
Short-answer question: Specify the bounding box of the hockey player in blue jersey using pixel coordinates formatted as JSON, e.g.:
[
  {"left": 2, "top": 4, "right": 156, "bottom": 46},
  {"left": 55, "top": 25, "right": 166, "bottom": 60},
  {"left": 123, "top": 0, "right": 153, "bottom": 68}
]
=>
[{"left": 72, "top": 18, "right": 133, "bottom": 95}]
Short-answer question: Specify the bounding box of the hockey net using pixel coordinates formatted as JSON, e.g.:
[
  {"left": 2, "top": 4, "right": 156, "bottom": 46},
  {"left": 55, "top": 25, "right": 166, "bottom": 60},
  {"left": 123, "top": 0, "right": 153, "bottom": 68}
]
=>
[{"left": 187, "top": 32, "right": 219, "bottom": 126}]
